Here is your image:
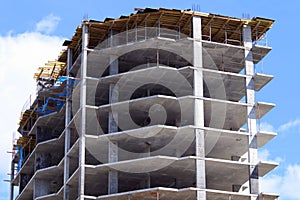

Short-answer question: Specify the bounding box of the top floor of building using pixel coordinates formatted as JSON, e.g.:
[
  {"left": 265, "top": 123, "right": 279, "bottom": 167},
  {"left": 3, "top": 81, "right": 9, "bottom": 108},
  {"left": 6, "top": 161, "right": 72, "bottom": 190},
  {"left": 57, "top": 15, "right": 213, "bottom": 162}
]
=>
[{"left": 57, "top": 7, "right": 274, "bottom": 64}]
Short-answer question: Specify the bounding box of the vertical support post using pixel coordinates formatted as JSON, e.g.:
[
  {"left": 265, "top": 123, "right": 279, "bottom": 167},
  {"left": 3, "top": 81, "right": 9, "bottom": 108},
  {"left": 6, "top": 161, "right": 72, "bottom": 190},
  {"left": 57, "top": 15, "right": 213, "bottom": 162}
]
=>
[
  {"left": 78, "top": 21, "right": 88, "bottom": 200},
  {"left": 64, "top": 47, "right": 73, "bottom": 200},
  {"left": 108, "top": 31, "right": 119, "bottom": 193},
  {"left": 126, "top": 20, "right": 129, "bottom": 44},
  {"left": 145, "top": 18, "right": 147, "bottom": 40},
  {"left": 158, "top": 19, "right": 161, "bottom": 37},
  {"left": 135, "top": 16, "right": 138, "bottom": 42},
  {"left": 209, "top": 23, "right": 212, "bottom": 41},
  {"left": 225, "top": 26, "right": 228, "bottom": 44},
  {"left": 243, "top": 25, "right": 259, "bottom": 197},
  {"left": 156, "top": 49, "right": 159, "bottom": 66},
  {"left": 10, "top": 161, "right": 14, "bottom": 200},
  {"left": 193, "top": 16, "right": 206, "bottom": 200},
  {"left": 146, "top": 173, "right": 151, "bottom": 188}
]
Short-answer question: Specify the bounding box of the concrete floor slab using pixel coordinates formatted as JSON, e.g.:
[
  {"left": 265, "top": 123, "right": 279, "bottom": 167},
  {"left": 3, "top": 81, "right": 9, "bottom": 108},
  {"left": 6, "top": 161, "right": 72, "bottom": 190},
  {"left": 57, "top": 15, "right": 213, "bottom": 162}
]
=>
[
  {"left": 13, "top": 131, "right": 65, "bottom": 186},
  {"left": 85, "top": 125, "right": 274, "bottom": 163},
  {"left": 16, "top": 161, "right": 64, "bottom": 200},
  {"left": 254, "top": 73, "right": 273, "bottom": 91},
  {"left": 90, "top": 187, "right": 279, "bottom": 200},
  {"left": 25, "top": 107, "right": 65, "bottom": 137},
  {"left": 82, "top": 156, "right": 277, "bottom": 193},
  {"left": 84, "top": 66, "right": 272, "bottom": 103},
  {"left": 252, "top": 45, "right": 272, "bottom": 64},
  {"left": 257, "top": 130, "right": 277, "bottom": 147},
  {"left": 78, "top": 95, "right": 275, "bottom": 134}
]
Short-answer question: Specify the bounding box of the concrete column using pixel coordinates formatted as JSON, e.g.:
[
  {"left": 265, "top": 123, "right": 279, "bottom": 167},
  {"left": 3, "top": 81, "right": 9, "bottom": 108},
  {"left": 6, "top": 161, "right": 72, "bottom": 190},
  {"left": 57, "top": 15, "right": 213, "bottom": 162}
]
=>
[
  {"left": 34, "top": 179, "right": 50, "bottom": 198},
  {"left": 139, "top": 174, "right": 151, "bottom": 188},
  {"left": 64, "top": 47, "right": 73, "bottom": 200},
  {"left": 243, "top": 25, "right": 259, "bottom": 196},
  {"left": 146, "top": 173, "right": 151, "bottom": 188},
  {"left": 35, "top": 152, "right": 51, "bottom": 171},
  {"left": 108, "top": 54, "right": 119, "bottom": 194},
  {"left": 78, "top": 21, "right": 88, "bottom": 200},
  {"left": 193, "top": 16, "right": 206, "bottom": 200}
]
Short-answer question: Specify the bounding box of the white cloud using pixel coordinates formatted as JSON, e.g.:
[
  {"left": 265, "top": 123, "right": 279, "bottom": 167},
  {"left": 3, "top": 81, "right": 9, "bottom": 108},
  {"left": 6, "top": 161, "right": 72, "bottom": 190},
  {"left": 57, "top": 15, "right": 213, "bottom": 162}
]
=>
[
  {"left": 35, "top": 14, "right": 61, "bottom": 34},
  {"left": 258, "top": 149, "right": 283, "bottom": 163},
  {"left": 260, "top": 164, "right": 300, "bottom": 200},
  {"left": 0, "top": 17, "right": 64, "bottom": 199},
  {"left": 274, "top": 157, "right": 284, "bottom": 164},
  {"left": 259, "top": 122, "right": 275, "bottom": 132},
  {"left": 258, "top": 149, "right": 271, "bottom": 161},
  {"left": 260, "top": 174, "right": 281, "bottom": 194},
  {"left": 260, "top": 119, "right": 300, "bottom": 134},
  {"left": 278, "top": 119, "right": 300, "bottom": 133}
]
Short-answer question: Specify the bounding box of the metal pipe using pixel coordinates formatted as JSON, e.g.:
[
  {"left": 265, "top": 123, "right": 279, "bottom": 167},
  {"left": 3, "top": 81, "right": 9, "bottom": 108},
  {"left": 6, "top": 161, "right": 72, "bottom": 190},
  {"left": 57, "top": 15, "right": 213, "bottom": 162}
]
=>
[{"left": 10, "top": 161, "right": 14, "bottom": 200}]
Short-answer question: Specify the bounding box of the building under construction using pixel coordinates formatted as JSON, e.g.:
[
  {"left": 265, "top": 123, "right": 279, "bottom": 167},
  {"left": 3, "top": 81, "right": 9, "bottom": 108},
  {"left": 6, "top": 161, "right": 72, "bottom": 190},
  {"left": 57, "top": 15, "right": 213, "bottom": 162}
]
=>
[{"left": 10, "top": 8, "right": 279, "bottom": 200}]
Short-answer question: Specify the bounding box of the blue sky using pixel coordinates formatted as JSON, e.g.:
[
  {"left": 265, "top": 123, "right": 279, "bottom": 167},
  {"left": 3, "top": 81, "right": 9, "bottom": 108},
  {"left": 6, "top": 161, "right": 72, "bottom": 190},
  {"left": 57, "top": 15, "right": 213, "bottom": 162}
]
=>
[{"left": 0, "top": 0, "right": 299, "bottom": 199}]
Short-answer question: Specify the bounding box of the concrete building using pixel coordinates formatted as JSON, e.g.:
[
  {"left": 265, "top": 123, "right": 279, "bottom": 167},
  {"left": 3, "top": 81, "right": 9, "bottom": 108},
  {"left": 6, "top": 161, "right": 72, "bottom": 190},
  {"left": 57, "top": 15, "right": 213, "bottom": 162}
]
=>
[{"left": 10, "top": 8, "right": 279, "bottom": 200}]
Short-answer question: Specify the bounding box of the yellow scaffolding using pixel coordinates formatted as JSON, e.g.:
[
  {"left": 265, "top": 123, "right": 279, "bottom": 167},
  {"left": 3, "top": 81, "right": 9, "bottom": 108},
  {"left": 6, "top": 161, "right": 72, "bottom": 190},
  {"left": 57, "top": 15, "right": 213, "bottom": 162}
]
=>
[
  {"left": 19, "top": 60, "right": 66, "bottom": 127},
  {"left": 33, "top": 61, "right": 66, "bottom": 81}
]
